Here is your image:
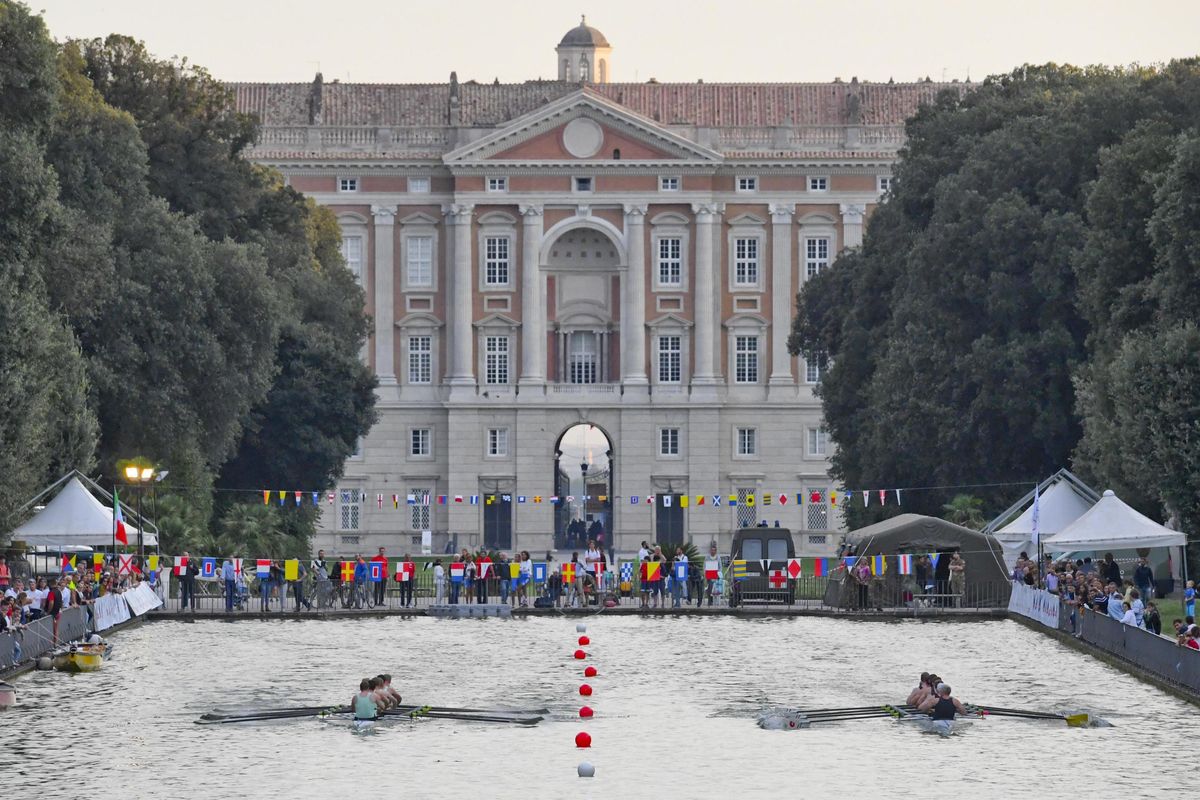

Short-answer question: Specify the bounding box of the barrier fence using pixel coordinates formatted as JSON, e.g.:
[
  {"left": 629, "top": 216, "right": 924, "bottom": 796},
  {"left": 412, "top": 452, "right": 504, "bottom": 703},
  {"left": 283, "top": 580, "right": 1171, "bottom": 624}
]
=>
[
  {"left": 158, "top": 569, "right": 1013, "bottom": 612},
  {"left": 1008, "top": 581, "right": 1200, "bottom": 695},
  {"left": 0, "top": 606, "right": 89, "bottom": 671}
]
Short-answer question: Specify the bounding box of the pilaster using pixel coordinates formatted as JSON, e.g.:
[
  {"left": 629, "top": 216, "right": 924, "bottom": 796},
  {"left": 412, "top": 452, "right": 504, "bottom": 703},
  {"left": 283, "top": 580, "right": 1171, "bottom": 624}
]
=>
[{"left": 371, "top": 204, "right": 397, "bottom": 385}]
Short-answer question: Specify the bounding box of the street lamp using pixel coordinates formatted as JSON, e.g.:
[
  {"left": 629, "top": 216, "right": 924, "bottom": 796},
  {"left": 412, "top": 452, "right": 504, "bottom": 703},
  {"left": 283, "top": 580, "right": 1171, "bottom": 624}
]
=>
[
  {"left": 580, "top": 461, "right": 589, "bottom": 513},
  {"left": 122, "top": 463, "right": 156, "bottom": 561}
]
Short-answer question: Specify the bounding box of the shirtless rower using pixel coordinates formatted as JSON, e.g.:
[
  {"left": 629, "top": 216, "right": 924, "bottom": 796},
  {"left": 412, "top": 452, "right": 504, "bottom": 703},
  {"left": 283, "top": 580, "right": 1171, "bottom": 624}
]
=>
[
  {"left": 369, "top": 677, "right": 395, "bottom": 710},
  {"left": 918, "top": 682, "right": 967, "bottom": 720},
  {"left": 906, "top": 672, "right": 932, "bottom": 706},
  {"left": 353, "top": 678, "right": 378, "bottom": 720},
  {"left": 378, "top": 674, "right": 403, "bottom": 705}
]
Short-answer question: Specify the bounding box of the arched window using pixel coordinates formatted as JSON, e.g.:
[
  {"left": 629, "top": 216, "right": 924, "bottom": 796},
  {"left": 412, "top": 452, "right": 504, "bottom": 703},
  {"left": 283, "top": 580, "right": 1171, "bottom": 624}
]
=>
[
  {"left": 579, "top": 57, "right": 590, "bottom": 82},
  {"left": 612, "top": 148, "right": 621, "bottom": 160},
  {"left": 562, "top": 58, "right": 569, "bottom": 80}
]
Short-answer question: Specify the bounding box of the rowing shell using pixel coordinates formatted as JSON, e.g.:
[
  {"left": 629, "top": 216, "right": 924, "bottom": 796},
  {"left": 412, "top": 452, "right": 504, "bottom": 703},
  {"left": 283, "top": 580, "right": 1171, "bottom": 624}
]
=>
[{"left": 897, "top": 715, "right": 973, "bottom": 738}]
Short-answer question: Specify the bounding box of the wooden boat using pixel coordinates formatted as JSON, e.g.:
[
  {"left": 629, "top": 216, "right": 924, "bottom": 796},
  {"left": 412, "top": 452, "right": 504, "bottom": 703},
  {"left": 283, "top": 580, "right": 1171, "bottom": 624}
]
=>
[{"left": 53, "top": 642, "right": 113, "bottom": 673}]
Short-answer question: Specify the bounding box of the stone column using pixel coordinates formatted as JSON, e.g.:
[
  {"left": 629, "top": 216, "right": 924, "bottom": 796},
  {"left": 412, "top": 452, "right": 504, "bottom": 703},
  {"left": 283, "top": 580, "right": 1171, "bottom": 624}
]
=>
[
  {"left": 769, "top": 203, "right": 795, "bottom": 389},
  {"left": 518, "top": 204, "right": 545, "bottom": 387},
  {"left": 691, "top": 202, "right": 721, "bottom": 388},
  {"left": 446, "top": 203, "right": 475, "bottom": 387},
  {"left": 370, "top": 205, "right": 397, "bottom": 385},
  {"left": 621, "top": 204, "right": 648, "bottom": 386},
  {"left": 840, "top": 203, "right": 866, "bottom": 250}
]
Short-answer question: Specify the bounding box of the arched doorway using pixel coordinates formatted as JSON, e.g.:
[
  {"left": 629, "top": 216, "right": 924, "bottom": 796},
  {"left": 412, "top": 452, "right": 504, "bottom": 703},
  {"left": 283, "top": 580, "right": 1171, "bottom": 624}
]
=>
[{"left": 553, "top": 424, "right": 613, "bottom": 552}]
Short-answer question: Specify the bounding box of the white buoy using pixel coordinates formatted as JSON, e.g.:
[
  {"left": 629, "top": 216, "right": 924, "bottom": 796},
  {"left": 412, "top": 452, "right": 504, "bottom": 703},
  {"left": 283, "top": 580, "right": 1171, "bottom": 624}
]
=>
[
  {"left": 577, "top": 761, "right": 596, "bottom": 778},
  {"left": 576, "top": 623, "right": 587, "bottom": 633},
  {"left": 36, "top": 656, "right": 52, "bottom": 671}
]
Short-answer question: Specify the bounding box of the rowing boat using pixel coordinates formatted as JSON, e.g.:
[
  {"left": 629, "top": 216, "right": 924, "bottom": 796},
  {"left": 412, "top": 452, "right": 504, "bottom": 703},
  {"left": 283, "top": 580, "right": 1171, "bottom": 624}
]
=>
[{"left": 52, "top": 642, "right": 112, "bottom": 673}]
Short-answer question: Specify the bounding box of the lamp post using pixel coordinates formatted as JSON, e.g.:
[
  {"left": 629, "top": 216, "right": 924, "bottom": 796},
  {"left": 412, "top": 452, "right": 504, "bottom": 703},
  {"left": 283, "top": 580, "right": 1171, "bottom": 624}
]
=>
[
  {"left": 580, "top": 461, "right": 589, "bottom": 519},
  {"left": 123, "top": 464, "right": 156, "bottom": 562}
]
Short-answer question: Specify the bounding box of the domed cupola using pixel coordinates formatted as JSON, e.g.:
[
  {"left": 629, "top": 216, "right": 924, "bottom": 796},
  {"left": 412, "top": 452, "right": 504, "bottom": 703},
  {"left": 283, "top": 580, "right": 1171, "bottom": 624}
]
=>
[{"left": 556, "top": 16, "right": 612, "bottom": 84}]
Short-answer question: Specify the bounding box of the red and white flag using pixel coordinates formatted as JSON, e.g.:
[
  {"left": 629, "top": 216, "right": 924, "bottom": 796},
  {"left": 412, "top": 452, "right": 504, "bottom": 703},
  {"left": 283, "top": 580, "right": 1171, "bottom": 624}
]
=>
[
  {"left": 787, "top": 558, "right": 802, "bottom": 579},
  {"left": 174, "top": 556, "right": 188, "bottom": 576},
  {"left": 395, "top": 562, "right": 415, "bottom": 582},
  {"left": 113, "top": 489, "right": 128, "bottom": 545},
  {"left": 768, "top": 569, "right": 788, "bottom": 588},
  {"left": 118, "top": 554, "right": 139, "bottom": 575}
]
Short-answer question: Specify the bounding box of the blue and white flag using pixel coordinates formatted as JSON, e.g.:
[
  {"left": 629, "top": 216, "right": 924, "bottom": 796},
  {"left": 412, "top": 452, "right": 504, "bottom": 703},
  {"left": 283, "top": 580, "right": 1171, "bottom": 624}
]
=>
[
  {"left": 620, "top": 562, "right": 633, "bottom": 582},
  {"left": 673, "top": 561, "right": 688, "bottom": 581},
  {"left": 532, "top": 562, "right": 547, "bottom": 583},
  {"left": 630, "top": 496, "right": 639, "bottom": 504},
  {"left": 1030, "top": 483, "right": 1041, "bottom": 550},
  {"left": 201, "top": 557, "right": 217, "bottom": 578}
]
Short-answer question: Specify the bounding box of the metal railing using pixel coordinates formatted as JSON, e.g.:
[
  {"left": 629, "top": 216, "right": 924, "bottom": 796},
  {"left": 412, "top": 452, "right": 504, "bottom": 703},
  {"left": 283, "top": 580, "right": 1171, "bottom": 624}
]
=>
[
  {"left": 1063, "top": 605, "right": 1200, "bottom": 694},
  {"left": 0, "top": 606, "right": 89, "bottom": 671}
]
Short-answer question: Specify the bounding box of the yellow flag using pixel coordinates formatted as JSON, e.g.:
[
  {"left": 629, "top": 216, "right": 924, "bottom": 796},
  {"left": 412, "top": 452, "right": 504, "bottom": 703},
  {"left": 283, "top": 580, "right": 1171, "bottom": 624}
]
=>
[
  {"left": 148, "top": 555, "right": 159, "bottom": 572},
  {"left": 679, "top": 495, "right": 689, "bottom": 508},
  {"left": 747, "top": 494, "right": 756, "bottom": 507},
  {"left": 285, "top": 559, "right": 299, "bottom": 581},
  {"left": 510, "top": 563, "right": 520, "bottom": 579}
]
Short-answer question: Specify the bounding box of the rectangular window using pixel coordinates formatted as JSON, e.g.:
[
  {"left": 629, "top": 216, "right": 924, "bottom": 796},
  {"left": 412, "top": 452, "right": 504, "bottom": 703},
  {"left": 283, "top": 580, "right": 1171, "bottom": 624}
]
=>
[
  {"left": 410, "top": 487, "right": 431, "bottom": 530},
  {"left": 338, "top": 177, "right": 358, "bottom": 193},
  {"left": 487, "top": 428, "right": 508, "bottom": 457},
  {"left": 808, "top": 534, "right": 828, "bottom": 545},
  {"left": 734, "top": 237, "right": 759, "bottom": 287},
  {"left": 567, "top": 331, "right": 598, "bottom": 384},
  {"left": 805, "top": 237, "right": 830, "bottom": 278},
  {"left": 734, "top": 335, "right": 759, "bottom": 383},
  {"left": 574, "top": 177, "right": 593, "bottom": 192},
  {"left": 408, "top": 177, "right": 431, "bottom": 193},
  {"left": 408, "top": 336, "right": 432, "bottom": 384},
  {"left": 805, "top": 350, "right": 825, "bottom": 384},
  {"left": 659, "top": 427, "right": 680, "bottom": 456},
  {"left": 736, "top": 176, "right": 758, "bottom": 192},
  {"left": 807, "top": 487, "right": 830, "bottom": 530},
  {"left": 338, "top": 489, "right": 361, "bottom": 531},
  {"left": 487, "top": 177, "right": 508, "bottom": 192},
  {"left": 807, "top": 427, "right": 828, "bottom": 457},
  {"left": 659, "top": 176, "right": 680, "bottom": 191},
  {"left": 657, "top": 237, "right": 682, "bottom": 286},
  {"left": 410, "top": 428, "right": 431, "bottom": 457},
  {"left": 736, "top": 427, "right": 757, "bottom": 456},
  {"left": 808, "top": 176, "right": 828, "bottom": 192},
  {"left": 350, "top": 438, "right": 363, "bottom": 459},
  {"left": 484, "top": 236, "right": 510, "bottom": 286},
  {"left": 657, "top": 335, "right": 681, "bottom": 383},
  {"left": 878, "top": 176, "right": 892, "bottom": 193},
  {"left": 485, "top": 336, "right": 509, "bottom": 384},
  {"left": 735, "top": 488, "right": 756, "bottom": 528},
  {"left": 341, "top": 235, "right": 364, "bottom": 285},
  {"left": 406, "top": 236, "right": 433, "bottom": 288}
]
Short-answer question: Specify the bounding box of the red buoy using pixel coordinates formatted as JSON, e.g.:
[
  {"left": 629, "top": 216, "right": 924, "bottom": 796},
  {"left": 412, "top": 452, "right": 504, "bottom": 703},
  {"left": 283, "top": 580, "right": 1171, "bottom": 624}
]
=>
[
  {"left": 579, "top": 706, "right": 594, "bottom": 718},
  {"left": 579, "top": 683, "right": 593, "bottom": 696},
  {"left": 573, "top": 649, "right": 586, "bottom": 660},
  {"left": 584, "top": 666, "right": 597, "bottom": 677},
  {"left": 578, "top": 635, "right": 590, "bottom": 646},
  {"left": 575, "top": 731, "right": 592, "bottom": 748}
]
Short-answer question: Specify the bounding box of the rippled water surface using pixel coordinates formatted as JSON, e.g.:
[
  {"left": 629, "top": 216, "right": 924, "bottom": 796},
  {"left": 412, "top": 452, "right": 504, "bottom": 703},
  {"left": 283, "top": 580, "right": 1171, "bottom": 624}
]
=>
[{"left": 5, "top": 614, "right": 1192, "bottom": 797}]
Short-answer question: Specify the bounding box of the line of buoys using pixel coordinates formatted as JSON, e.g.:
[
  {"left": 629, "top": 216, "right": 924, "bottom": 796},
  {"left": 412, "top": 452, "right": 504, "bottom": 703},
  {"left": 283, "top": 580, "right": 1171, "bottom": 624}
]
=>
[{"left": 575, "top": 622, "right": 594, "bottom": 779}]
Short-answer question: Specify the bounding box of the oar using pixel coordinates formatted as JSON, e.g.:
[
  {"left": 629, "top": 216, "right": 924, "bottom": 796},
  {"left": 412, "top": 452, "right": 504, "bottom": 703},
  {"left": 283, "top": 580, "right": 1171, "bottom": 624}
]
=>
[
  {"left": 965, "top": 705, "right": 1065, "bottom": 720},
  {"left": 382, "top": 708, "right": 543, "bottom": 725},
  {"left": 788, "top": 704, "right": 907, "bottom": 715},
  {"left": 802, "top": 713, "right": 896, "bottom": 724},
  {"left": 201, "top": 703, "right": 549, "bottom": 721},
  {"left": 794, "top": 708, "right": 896, "bottom": 720}
]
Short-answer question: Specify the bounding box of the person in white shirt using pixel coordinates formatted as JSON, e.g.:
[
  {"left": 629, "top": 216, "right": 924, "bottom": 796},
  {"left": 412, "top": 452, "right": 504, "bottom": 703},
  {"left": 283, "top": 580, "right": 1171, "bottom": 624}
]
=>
[
  {"left": 29, "top": 577, "right": 49, "bottom": 619},
  {"left": 637, "top": 541, "right": 651, "bottom": 563},
  {"left": 433, "top": 560, "right": 445, "bottom": 605},
  {"left": 1119, "top": 601, "right": 1138, "bottom": 626},
  {"left": 1129, "top": 589, "right": 1146, "bottom": 627},
  {"left": 584, "top": 540, "right": 602, "bottom": 579},
  {"left": 4, "top": 579, "right": 23, "bottom": 601}
]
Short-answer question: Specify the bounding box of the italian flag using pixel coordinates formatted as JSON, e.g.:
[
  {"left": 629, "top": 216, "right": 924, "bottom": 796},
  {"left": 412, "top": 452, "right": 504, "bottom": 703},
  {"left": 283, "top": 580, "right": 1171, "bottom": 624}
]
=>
[{"left": 113, "top": 489, "right": 128, "bottom": 545}]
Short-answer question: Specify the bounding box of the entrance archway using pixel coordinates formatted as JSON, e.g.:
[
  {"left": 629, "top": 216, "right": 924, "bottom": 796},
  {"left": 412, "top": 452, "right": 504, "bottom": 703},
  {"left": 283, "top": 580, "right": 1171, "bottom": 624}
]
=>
[{"left": 553, "top": 424, "right": 613, "bottom": 552}]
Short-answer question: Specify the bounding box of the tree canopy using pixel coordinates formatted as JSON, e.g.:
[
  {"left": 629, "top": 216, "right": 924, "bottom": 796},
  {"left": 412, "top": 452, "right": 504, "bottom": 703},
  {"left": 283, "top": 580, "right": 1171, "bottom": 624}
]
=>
[{"left": 790, "top": 61, "right": 1200, "bottom": 539}]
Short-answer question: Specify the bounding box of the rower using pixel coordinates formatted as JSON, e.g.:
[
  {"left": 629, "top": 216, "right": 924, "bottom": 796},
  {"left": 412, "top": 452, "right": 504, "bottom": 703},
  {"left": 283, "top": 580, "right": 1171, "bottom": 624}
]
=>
[
  {"left": 368, "top": 677, "right": 394, "bottom": 710},
  {"left": 378, "top": 674, "right": 402, "bottom": 705},
  {"left": 919, "top": 682, "right": 967, "bottom": 720},
  {"left": 906, "top": 672, "right": 931, "bottom": 706},
  {"left": 353, "top": 678, "right": 378, "bottom": 720}
]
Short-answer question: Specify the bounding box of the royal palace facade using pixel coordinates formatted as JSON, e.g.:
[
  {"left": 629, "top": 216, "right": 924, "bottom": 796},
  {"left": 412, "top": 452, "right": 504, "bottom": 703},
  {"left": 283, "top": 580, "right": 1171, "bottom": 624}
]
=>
[{"left": 231, "top": 19, "right": 960, "bottom": 556}]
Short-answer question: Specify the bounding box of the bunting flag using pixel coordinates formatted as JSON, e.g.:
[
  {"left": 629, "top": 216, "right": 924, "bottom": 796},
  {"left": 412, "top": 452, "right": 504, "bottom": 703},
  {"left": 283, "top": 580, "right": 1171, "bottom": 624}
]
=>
[
  {"left": 294, "top": 491, "right": 302, "bottom": 506},
  {"left": 477, "top": 560, "right": 492, "bottom": 579},
  {"left": 843, "top": 556, "right": 858, "bottom": 569},
  {"left": 727, "top": 495, "right": 738, "bottom": 507},
  {"left": 550, "top": 496, "right": 560, "bottom": 505},
  {"left": 863, "top": 490, "right": 870, "bottom": 507},
  {"left": 262, "top": 490, "right": 270, "bottom": 505},
  {"left": 454, "top": 495, "right": 464, "bottom": 503},
  {"left": 485, "top": 495, "right": 494, "bottom": 505},
  {"left": 327, "top": 492, "right": 336, "bottom": 505},
  {"left": 437, "top": 495, "right": 448, "bottom": 505},
  {"left": 377, "top": 494, "right": 383, "bottom": 509},
  {"left": 509, "top": 562, "right": 521, "bottom": 580},
  {"left": 645, "top": 494, "right": 655, "bottom": 506},
  {"left": 746, "top": 494, "right": 755, "bottom": 507},
  {"left": 533, "top": 562, "right": 548, "bottom": 583},
  {"left": 878, "top": 489, "right": 887, "bottom": 506},
  {"left": 61, "top": 554, "right": 75, "bottom": 573},
  {"left": 762, "top": 493, "right": 772, "bottom": 506},
  {"left": 470, "top": 495, "right": 479, "bottom": 505},
  {"left": 928, "top": 553, "right": 941, "bottom": 569},
  {"left": 278, "top": 490, "right": 286, "bottom": 506},
  {"left": 810, "top": 491, "right": 822, "bottom": 504},
  {"left": 533, "top": 496, "right": 542, "bottom": 504},
  {"left": 566, "top": 495, "right": 574, "bottom": 506},
  {"left": 695, "top": 495, "right": 706, "bottom": 506},
  {"left": 673, "top": 561, "right": 688, "bottom": 581},
  {"left": 787, "top": 558, "right": 802, "bottom": 579},
  {"left": 502, "top": 494, "right": 511, "bottom": 503},
  {"left": 768, "top": 569, "right": 788, "bottom": 589},
  {"left": 871, "top": 555, "right": 887, "bottom": 576},
  {"left": 712, "top": 495, "right": 722, "bottom": 507},
  {"left": 663, "top": 495, "right": 672, "bottom": 508},
  {"left": 811, "top": 558, "right": 829, "bottom": 577},
  {"left": 705, "top": 559, "right": 720, "bottom": 580},
  {"left": 256, "top": 559, "right": 271, "bottom": 578},
  {"left": 897, "top": 554, "right": 913, "bottom": 575},
  {"left": 731, "top": 560, "right": 749, "bottom": 580},
  {"left": 423, "top": 494, "right": 432, "bottom": 506},
  {"left": 630, "top": 496, "right": 639, "bottom": 505},
  {"left": 201, "top": 557, "right": 217, "bottom": 578},
  {"left": 113, "top": 489, "right": 128, "bottom": 545},
  {"left": 620, "top": 562, "right": 633, "bottom": 582},
  {"left": 285, "top": 559, "right": 299, "bottom": 581},
  {"left": 232, "top": 558, "right": 242, "bottom": 575},
  {"left": 641, "top": 561, "right": 661, "bottom": 582},
  {"left": 830, "top": 491, "right": 838, "bottom": 507},
  {"left": 93, "top": 553, "right": 105, "bottom": 575},
  {"left": 778, "top": 493, "right": 788, "bottom": 506},
  {"left": 336, "top": 561, "right": 350, "bottom": 582},
  {"left": 759, "top": 558, "right": 771, "bottom": 573},
  {"left": 517, "top": 496, "right": 527, "bottom": 504},
  {"left": 450, "top": 563, "right": 465, "bottom": 583},
  {"left": 562, "top": 562, "right": 576, "bottom": 583},
  {"left": 368, "top": 562, "right": 384, "bottom": 582},
  {"left": 312, "top": 492, "right": 320, "bottom": 506},
  {"left": 679, "top": 495, "right": 689, "bottom": 508},
  {"left": 174, "top": 556, "right": 189, "bottom": 577},
  {"left": 118, "top": 554, "right": 138, "bottom": 575},
  {"left": 895, "top": 489, "right": 902, "bottom": 505}
]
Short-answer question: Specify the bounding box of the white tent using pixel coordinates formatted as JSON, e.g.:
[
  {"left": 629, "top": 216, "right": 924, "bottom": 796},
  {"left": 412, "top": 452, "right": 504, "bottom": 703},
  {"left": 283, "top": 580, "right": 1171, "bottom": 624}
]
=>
[
  {"left": 994, "top": 480, "right": 1096, "bottom": 565},
  {"left": 8, "top": 477, "right": 155, "bottom": 548},
  {"left": 1043, "top": 490, "right": 1185, "bottom": 551}
]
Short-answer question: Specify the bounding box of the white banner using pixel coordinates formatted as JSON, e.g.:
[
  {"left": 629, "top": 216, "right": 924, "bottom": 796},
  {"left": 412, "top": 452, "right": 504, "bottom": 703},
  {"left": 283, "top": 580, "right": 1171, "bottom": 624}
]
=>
[
  {"left": 93, "top": 592, "right": 133, "bottom": 631},
  {"left": 123, "top": 582, "right": 163, "bottom": 616},
  {"left": 1008, "top": 581, "right": 1060, "bottom": 629}
]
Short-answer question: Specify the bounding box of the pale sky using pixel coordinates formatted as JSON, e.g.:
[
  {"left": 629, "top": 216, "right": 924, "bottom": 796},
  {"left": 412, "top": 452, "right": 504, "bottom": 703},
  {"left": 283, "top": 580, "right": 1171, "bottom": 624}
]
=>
[{"left": 33, "top": 0, "right": 1200, "bottom": 85}]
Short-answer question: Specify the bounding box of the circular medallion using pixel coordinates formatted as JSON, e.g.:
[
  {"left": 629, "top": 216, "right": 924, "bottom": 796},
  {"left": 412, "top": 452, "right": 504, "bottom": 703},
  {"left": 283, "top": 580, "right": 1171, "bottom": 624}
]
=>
[{"left": 562, "top": 118, "right": 604, "bottom": 158}]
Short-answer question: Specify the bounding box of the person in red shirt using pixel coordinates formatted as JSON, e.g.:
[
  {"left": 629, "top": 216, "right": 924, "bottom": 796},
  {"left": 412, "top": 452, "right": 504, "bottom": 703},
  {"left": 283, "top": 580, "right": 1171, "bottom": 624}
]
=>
[
  {"left": 370, "top": 547, "right": 388, "bottom": 607},
  {"left": 0, "top": 555, "right": 10, "bottom": 592},
  {"left": 1186, "top": 626, "right": 1200, "bottom": 651},
  {"left": 475, "top": 551, "right": 493, "bottom": 604}
]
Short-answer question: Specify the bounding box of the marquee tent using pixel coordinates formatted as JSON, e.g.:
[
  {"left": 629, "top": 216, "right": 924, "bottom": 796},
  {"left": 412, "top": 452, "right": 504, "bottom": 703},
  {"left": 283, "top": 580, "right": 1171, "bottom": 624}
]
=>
[
  {"left": 1043, "top": 490, "right": 1184, "bottom": 551},
  {"left": 993, "top": 476, "right": 1098, "bottom": 568},
  {"left": 8, "top": 476, "right": 153, "bottom": 548}
]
